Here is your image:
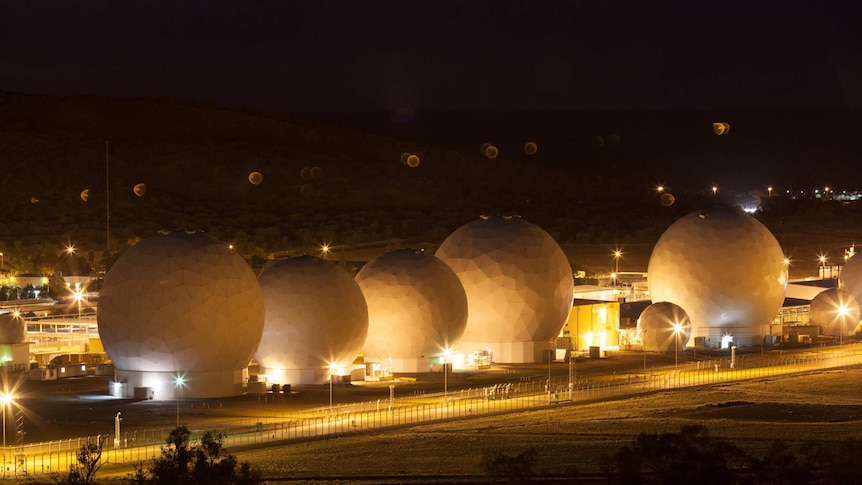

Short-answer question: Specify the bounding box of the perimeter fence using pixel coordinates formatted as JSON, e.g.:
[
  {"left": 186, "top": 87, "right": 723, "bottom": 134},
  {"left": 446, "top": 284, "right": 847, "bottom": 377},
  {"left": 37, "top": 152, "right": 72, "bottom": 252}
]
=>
[{"left": 3, "top": 344, "right": 861, "bottom": 480}]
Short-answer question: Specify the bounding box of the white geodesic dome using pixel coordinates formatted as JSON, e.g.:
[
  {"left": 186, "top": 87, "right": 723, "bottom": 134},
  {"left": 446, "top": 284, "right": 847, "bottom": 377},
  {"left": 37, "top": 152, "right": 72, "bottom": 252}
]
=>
[
  {"left": 98, "top": 231, "right": 264, "bottom": 398},
  {"left": 434, "top": 215, "right": 574, "bottom": 363},
  {"left": 637, "top": 302, "right": 692, "bottom": 353},
  {"left": 256, "top": 256, "right": 368, "bottom": 383},
  {"left": 809, "top": 288, "right": 860, "bottom": 337},
  {"left": 355, "top": 249, "right": 467, "bottom": 370},
  {"left": 839, "top": 254, "right": 862, "bottom": 307},
  {"left": 0, "top": 313, "right": 25, "bottom": 344},
  {"left": 648, "top": 209, "right": 787, "bottom": 348}
]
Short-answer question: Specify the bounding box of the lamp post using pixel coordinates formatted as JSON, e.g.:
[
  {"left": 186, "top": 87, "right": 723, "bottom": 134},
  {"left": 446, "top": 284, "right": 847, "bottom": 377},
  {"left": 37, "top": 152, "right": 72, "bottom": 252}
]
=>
[
  {"left": 642, "top": 330, "right": 648, "bottom": 372},
  {"left": 443, "top": 348, "right": 452, "bottom": 398},
  {"left": 174, "top": 375, "right": 184, "bottom": 427},
  {"left": 321, "top": 244, "right": 330, "bottom": 261},
  {"left": 673, "top": 323, "right": 682, "bottom": 368},
  {"left": 0, "top": 392, "right": 11, "bottom": 448},
  {"left": 329, "top": 363, "right": 336, "bottom": 412}
]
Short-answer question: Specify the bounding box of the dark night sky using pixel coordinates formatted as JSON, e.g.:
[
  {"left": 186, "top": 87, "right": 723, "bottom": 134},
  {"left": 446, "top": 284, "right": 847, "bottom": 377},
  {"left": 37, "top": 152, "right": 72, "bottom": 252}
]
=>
[{"left": 2, "top": 0, "right": 860, "bottom": 113}]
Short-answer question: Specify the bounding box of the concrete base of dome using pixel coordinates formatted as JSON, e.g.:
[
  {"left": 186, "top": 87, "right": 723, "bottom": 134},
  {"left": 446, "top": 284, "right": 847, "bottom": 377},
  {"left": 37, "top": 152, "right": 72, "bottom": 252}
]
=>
[
  {"left": 260, "top": 367, "right": 329, "bottom": 386},
  {"left": 363, "top": 356, "right": 432, "bottom": 373},
  {"left": 112, "top": 369, "right": 246, "bottom": 399},
  {"left": 690, "top": 327, "right": 766, "bottom": 349},
  {"left": 462, "top": 340, "right": 545, "bottom": 364}
]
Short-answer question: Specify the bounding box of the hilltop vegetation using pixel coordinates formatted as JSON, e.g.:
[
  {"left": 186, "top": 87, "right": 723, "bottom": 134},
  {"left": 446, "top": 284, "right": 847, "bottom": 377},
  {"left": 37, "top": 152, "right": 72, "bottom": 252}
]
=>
[{"left": 1, "top": 92, "right": 860, "bottom": 276}]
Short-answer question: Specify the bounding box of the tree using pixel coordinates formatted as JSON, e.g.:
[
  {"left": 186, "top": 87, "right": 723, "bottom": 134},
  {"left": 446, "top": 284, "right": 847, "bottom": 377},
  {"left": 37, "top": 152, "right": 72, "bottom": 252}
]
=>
[
  {"left": 60, "top": 437, "right": 105, "bottom": 485},
  {"left": 481, "top": 448, "right": 536, "bottom": 482},
  {"left": 144, "top": 426, "right": 261, "bottom": 485},
  {"left": 149, "top": 425, "right": 194, "bottom": 484}
]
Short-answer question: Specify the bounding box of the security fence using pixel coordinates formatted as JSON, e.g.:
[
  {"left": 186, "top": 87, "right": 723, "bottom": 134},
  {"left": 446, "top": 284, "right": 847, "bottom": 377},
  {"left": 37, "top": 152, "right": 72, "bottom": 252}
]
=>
[{"left": 2, "top": 344, "right": 861, "bottom": 481}]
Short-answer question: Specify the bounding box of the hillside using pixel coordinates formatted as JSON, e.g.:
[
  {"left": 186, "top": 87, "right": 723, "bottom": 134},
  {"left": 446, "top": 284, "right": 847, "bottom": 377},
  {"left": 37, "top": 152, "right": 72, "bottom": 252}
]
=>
[{"left": 1, "top": 92, "right": 861, "bottom": 277}]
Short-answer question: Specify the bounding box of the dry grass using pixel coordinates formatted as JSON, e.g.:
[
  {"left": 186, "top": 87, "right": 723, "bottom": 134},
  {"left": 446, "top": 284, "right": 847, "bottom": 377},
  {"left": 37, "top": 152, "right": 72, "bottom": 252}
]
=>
[{"left": 224, "top": 367, "right": 862, "bottom": 482}]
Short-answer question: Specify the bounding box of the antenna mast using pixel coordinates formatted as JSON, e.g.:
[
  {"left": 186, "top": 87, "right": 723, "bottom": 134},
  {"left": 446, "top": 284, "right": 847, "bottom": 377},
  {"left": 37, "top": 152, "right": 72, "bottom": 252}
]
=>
[{"left": 106, "top": 141, "right": 110, "bottom": 264}]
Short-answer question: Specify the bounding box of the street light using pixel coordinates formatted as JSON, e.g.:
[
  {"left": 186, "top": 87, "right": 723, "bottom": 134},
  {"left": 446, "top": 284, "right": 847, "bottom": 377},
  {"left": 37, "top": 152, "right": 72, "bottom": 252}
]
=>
[
  {"left": 443, "top": 348, "right": 452, "bottom": 397},
  {"left": 329, "top": 363, "right": 336, "bottom": 412},
  {"left": 673, "top": 323, "right": 683, "bottom": 368},
  {"left": 321, "top": 244, "right": 330, "bottom": 261},
  {"left": 767, "top": 186, "right": 773, "bottom": 198},
  {"left": 711, "top": 185, "right": 718, "bottom": 195},
  {"left": 174, "top": 375, "right": 185, "bottom": 427},
  {"left": 0, "top": 392, "right": 12, "bottom": 448},
  {"left": 73, "top": 289, "right": 84, "bottom": 319}
]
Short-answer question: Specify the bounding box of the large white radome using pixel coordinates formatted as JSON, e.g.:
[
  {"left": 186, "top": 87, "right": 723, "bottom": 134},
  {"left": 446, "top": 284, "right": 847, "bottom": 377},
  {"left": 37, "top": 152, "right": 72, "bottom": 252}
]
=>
[
  {"left": 839, "top": 254, "right": 862, "bottom": 307},
  {"left": 435, "top": 215, "right": 574, "bottom": 363},
  {"left": 637, "top": 302, "right": 691, "bottom": 353},
  {"left": 808, "top": 288, "right": 859, "bottom": 338},
  {"left": 98, "top": 231, "right": 264, "bottom": 398},
  {"left": 356, "top": 249, "right": 467, "bottom": 372},
  {"left": 648, "top": 209, "right": 787, "bottom": 348},
  {"left": 257, "top": 256, "right": 368, "bottom": 384}
]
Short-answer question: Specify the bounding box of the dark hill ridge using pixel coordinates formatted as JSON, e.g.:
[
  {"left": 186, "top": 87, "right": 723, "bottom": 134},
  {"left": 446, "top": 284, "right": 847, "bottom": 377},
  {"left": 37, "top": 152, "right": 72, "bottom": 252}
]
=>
[
  {"left": 2, "top": 91, "right": 859, "bottom": 277},
  {"left": 2, "top": 92, "right": 640, "bottom": 273}
]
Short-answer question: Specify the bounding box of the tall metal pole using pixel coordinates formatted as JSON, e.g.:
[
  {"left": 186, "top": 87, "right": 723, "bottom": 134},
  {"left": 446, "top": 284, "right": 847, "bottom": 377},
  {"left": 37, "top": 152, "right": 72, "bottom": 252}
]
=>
[
  {"left": 675, "top": 331, "right": 679, "bottom": 368},
  {"left": 105, "top": 141, "right": 110, "bottom": 261}
]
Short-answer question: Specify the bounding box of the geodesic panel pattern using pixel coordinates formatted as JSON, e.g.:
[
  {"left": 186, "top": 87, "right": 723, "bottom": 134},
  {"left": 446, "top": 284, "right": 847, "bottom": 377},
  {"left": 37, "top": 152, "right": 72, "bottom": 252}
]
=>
[
  {"left": 355, "top": 249, "right": 467, "bottom": 360},
  {"left": 97, "top": 231, "right": 264, "bottom": 373},
  {"left": 256, "top": 256, "right": 368, "bottom": 371},
  {"left": 809, "top": 288, "right": 859, "bottom": 337},
  {"left": 839, "top": 255, "right": 862, "bottom": 307},
  {"left": 637, "top": 302, "right": 691, "bottom": 352},
  {"left": 0, "top": 313, "right": 25, "bottom": 344},
  {"left": 648, "top": 209, "right": 787, "bottom": 343},
  {"left": 435, "top": 215, "right": 574, "bottom": 343}
]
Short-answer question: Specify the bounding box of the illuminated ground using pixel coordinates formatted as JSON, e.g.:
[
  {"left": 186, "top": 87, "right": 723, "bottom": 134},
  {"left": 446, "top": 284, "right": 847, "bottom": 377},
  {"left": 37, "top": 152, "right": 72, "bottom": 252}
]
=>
[{"left": 8, "top": 348, "right": 862, "bottom": 483}]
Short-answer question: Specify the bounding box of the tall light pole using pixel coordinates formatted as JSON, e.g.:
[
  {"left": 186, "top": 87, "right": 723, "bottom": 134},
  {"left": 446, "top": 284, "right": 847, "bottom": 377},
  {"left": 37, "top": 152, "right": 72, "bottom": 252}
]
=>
[
  {"left": 329, "top": 363, "right": 336, "bottom": 412},
  {"left": 174, "top": 375, "right": 184, "bottom": 427},
  {"left": 0, "top": 392, "right": 11, "bottom": 448},
  {"left": 642, "top": 330, "right": 648, "bottom": 372},
  {"left": 443, "top": 348, "right": 452, "bottom": 398},
  {"left": 673, "top": 323, "right": 682, "bottom": 368}
]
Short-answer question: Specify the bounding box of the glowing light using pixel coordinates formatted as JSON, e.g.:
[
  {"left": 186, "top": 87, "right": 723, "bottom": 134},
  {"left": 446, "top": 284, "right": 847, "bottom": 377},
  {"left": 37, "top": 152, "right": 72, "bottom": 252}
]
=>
[
  {"left": 713, "top": 122, "right": 730, "bottom": 135},
  {"left": 133, "top": 183, "right": 147, "bottom": 197},
  {"left": 406, "top": 154, "right": 420, "bottom": 168},
  {"left": 66, "top": 245, "right": 76, "bottom": 255},
  {"left": 484, "top": 145, "right": 499, "bottom": 159},
  {"left": 711, "top": 185, "right": 718, "bottom": 195},
  {"left": 80, "top": 189, "right": 90, "bottom": 202},
  {"left": 660, "top": 193, "right": 675, "bottom": 207},
  {"left": 248, "top": 171, "right": 263, "bottom": 185},
  {"left": 523, "top": 141, "right": 538, "bottom": 155},
  {"left": 656, "top": 185, "right": 665, "bottom": 193}
]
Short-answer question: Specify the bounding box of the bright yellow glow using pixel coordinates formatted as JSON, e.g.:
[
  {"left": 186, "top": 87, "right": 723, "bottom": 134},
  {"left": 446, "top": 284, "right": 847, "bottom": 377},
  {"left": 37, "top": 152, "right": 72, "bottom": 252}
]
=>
[
  {"left": 65, "top": 245, "right": 76, "bottom": 255},
  {"left": 613, "top": 250, "right": 622, "bottom": 259},
  {"left": 174, "top": 375, "right": 185, "bottom": 387},
  {"left": 656, "top": 185, "right": 664, "bottom": 193},
  {"left": 711, "top": 185, "right": 718, "bottom": 194},
  {"left": 783, "top": 257, "right": 791, "bottom": 265},
  {"left": 672, "top": 322, "right": 683, "bottom": 334},
  {"left": 321, "top": 244, "right": 330, "bottom": 254},
  {"left": 0, "top": 392, "right": 12, "bottom": 405},
  {"left": 819, "top": 255, "right": 827, "bottom": 264},
  {"left": 838, "top": 304, "right": 849, "bottom": 317}
]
